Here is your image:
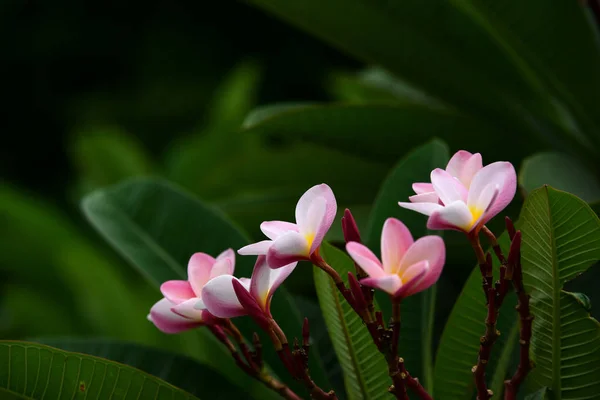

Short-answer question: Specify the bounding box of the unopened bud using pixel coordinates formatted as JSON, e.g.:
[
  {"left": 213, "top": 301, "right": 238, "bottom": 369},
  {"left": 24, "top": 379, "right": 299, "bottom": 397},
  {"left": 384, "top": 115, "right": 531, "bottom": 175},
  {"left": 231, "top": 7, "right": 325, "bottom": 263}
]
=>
[{"left": 342, "top": 208, "right": 362, "bottom": 244}]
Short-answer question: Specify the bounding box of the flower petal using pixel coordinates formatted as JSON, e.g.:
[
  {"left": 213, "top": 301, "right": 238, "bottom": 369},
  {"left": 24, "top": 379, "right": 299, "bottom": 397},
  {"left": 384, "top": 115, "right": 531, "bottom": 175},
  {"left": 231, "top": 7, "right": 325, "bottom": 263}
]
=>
[
  {"left": 216, "top": 249, "right": 236, "bottom": 270},
  {"left": 295, "top": 184, "right": 337, "bottom": 250},
  {"left": 210, "top": 258, "right": 234, "bottom": 280},
  {"left": 431, "top": 168, "right": 468, "bottom": 204},
  {"left": 459, "top": 153, "right": 482, "bottom": 188},
  {"left": 148, "top": 298, "right": 202, "bottom": 334},
  {"left": 445, "top": 150, "right": 474, "bottom": 178},
  {"left": 346, "top": 242, "right": 385, "bottom": 279},
  {"left": 399, "top": 236, "right": 445, "bottom": 293},
  {"left": 238, "top": 240, "right": 273, "bottom": 256},
  {"left": 381, "top": 218, "right": 414, "bottom": 274},
  {"left": 250, "top": 256, "right": 297, "bottom": 310},
  {"left": 398, "top": 201, "right": 443, "bottom": 216},
  {"left": 188, "top": 253, "right": 215, "bottom": 296},
  {"left": 427, "top": 201, "right": 473, "bottom": 231},
  {"left": 201, "top": 275, "right": 246, "bottom": 318},
  {"left": 468, "top": 162, "right": 516, "bottom": 225},
  {"left": 160, "top": 280, "right": 195, "bottom": 304},
  {"left": 172, "top": 297, "right": 205, "bottom": 320},
  {"left": 394, "top": 261, "right": 429, "bottom": 298},
  {"left": 360, "top": 275, "right": 402, "bottom": 296},
  {"left": 409, "top": 192, "right": 440, "bottom": 203},
  {"left": 267, "top": 231, "right": 309, "bottom": 268},
  {"left": 260, "top": 221, "right": 299, "bottom": 240},
  {"left": 412, "top": 183, "right": 434, "bottom": 195}
]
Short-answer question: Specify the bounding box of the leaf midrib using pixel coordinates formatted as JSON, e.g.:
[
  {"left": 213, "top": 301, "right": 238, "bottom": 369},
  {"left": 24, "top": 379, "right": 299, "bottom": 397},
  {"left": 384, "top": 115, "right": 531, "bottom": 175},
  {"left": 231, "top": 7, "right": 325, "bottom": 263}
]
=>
[{"left": 328, "top": 274, "right": 369, "bottom": 398}]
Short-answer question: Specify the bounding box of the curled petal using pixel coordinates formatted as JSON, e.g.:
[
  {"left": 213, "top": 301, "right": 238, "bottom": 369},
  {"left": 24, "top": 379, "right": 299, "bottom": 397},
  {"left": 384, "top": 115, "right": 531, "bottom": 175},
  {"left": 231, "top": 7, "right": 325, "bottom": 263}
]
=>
[
  {"left": 250, "top": 256, "right": 296, "bottom": 310},
  {"left": 148, "top": 298, "right": 202, "bottom": 334},
  {"left": 295, "top": 184, "right": 337, "bottom": 252},
  {"left": 431, "top": 168, "right": 468, "bottom": 204},
  {"left": 467, "top": 162, "right": 516, "bottom": 224},
  {"left": 160, "top": 280, "right": 195, "bottom": 304},
  {"left": 409, "top": 192, "right": 440, "bottom": 204},
  {"left": 412, "top": 183, "right": 434, "bottom": 195},
  {"left": 427, "top": 201, "right": 474, "bottom": 231},
  {"left": 394, "top": 261, "right": 429, "bottom": 299},
  {"left": 188, "top": 253, "right": 215, "bottom": 296},
  {"left": 381, "top": 218, "right": 414, "bottom": 274},
  {"left": 360, "top": 275, "right": 402, "bottom": 296},
  {"left": 398, "top": 201, "right": 443, "bottom": 216},
  {"left": 172, "top": 297, "right": 205, "bottom": 320},
  {"left": 267, "top": 231, "right": 309, "bottom": 268},
  {"left": 399, "top": 236, "right": 445, "bottom": 291},
  {"left": 201, "top": 275, "right": 246, "bottom": 318},
  {"left": 346, "top": 242, "right": 385, "bottom": 279},
  {"left": 260, "top": 221, "right": 299, "bottom": 240},
  {"left": 238, "top": 240, "right": 273, "bottom": 256}
]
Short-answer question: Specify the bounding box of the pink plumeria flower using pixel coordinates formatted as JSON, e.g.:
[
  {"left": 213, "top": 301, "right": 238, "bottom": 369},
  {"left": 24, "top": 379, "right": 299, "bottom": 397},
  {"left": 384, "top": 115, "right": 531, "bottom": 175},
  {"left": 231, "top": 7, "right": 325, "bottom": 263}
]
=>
[
  {"left": 201, "top": 256, "right": 296, "bottom": 327},
  {"left": 398, "top": 150, "right": 516, "bottom": 233},
  {"left": 346, "top": 218, "right": 445, "bottom": 298},
  {"left": 238, "top": 184, "right": 337, "bottom": 268},
  {"left": 148, "top": 249, "right": 235, "bottom": 333}
]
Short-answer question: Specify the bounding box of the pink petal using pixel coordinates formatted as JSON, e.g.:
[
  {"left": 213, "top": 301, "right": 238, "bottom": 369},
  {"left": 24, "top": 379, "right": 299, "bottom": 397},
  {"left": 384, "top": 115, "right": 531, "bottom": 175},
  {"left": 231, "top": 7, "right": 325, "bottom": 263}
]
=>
[
  {"left": 160, "top": 280, "right": 195, "bottom": 304},
  {"left": 381, "top": 218, "right": 414, "bottom": 274},
  {"left": 459, "top": 153, "right": 482, "bottom": 188},
  {"left": 267, "top": 231, "right": 309, "bottom": 268},
  {"left": 398, "top": 201, "right": 443, "bottom": 216},
  {"left": 399, "top": 236, "right": 445, "bottom": 292},
  {"left": 412, "top": 183, "right": 434, "bottom": 195},
  {"left": 427, "top": 201, "right": 473, "bottom": 231},
  {"left": 394, "top": 261, "right": 429, "bottom": 298},
  {"left": 295, "top": 184, "right": 337, "bottom": 251},
  {"left": 148, "top": 298, "right": 202, "bottom": 334},
  {"left": 201, "top": 275, "right": 246, "bottom": 318},
  {"left": 360, "top": 275, "right": 402, "bottom": 296},
  {"left": 210, "top": 258, "right": 234, "bottom": 279},
  {"left": 216, "top": 249, "right": 236, "bottom": 271},
  {"left": 250, "top": 256, "right": 296, "bottom": 310},
  {"left": 468, "top": 162, "right": 516, "bottom": 225},
  {"left": 431, "top": 168, "right": 468, "bottom": 205},
  {"left": 188, "top": 253, "right": 215, "bottom": 296},
  {"left": 305, "top": 197, "right": 328, "bottom": 254},
  {"left": 171, "top": 297, "right": 204, "bottom": 320},
  {"left": 238, "top": 240, "right": 273, "bottom": 255},
  {"left": 346, "top": 242, "right": 385, "bottom": 279},
  {"left": 260, "top": 221, "right": 299, "bottom": 240},
  {"left": 409, "top": 192, "right": 440, "bottom": 203},
  {"left": 445, "top": 150, "right": 474, "bottom": 178}
]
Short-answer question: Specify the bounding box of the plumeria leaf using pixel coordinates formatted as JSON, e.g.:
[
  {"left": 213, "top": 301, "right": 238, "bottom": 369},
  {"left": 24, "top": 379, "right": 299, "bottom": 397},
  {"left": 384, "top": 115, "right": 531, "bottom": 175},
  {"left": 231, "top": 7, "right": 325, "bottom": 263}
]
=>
[
  {"left": 32, "top": 339, "right": 247, "bottom": 398},
  {"left": 314, "top": 243, "right": 389, "bottom": 400},
  {"left": 365, "top": 139, "right": 450, "bottom": 391},
  {"left": 519, "top": 186, "right": 600, "bottom": 398},
  {"left": 0, "top": 341, "right": 199, "bottom": 400},
  {"left": 242, "top": 103, "right": 536, "bottom": 165},
  {"left": 433, "top": 233, "right": 519, "bottom": 400},
  {"left": 81, "top": 178, "right": 330, "bottom": 395},
  {"left": 519, "top": 152, "right": 600, "bottom": 203}
]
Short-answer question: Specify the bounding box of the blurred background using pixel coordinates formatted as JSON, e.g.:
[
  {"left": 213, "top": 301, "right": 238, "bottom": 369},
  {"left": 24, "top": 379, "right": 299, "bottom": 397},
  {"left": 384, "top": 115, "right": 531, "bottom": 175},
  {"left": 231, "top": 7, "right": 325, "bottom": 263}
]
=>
[{"left": 2, "top": 0, "right": 600, "bottom": 379}]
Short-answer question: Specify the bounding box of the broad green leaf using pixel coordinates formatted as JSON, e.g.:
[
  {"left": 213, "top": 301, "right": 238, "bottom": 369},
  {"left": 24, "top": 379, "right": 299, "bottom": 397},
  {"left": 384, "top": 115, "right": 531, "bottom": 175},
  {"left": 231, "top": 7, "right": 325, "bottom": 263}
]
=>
[
  {"left": 0, "top": 341, "right": 198, "bottom": 399},
  {"left": 247, "top": 0, "right": 586, "bottom": 154},
  {"left": 433, "top": 234, "right": 519, "bottom": 400},
  {"left": 242, "top": 103, "right": 538, "bottom": 165},
  {"left": 81, "top": 178, "right": 330, "bottom": 395},
  {"left": 314, "top": 243, "right": 389, "bottom": 400},
  {"left": 365, "top": 139, "right": 450, "bottom": 391},
  {"left": 526, "top": 387, "right": 551, "bottom": 400},
  {"left": 34, "top": 339, "right": 247, "bottom": 399},
  {"left": 519, "top": 152, "right": 600, "bottom": 203},
  {"left": 520, "top": 186, "right": 600, "bottom": 399},
  {"left": 0, "top": 388, "right": 29, "bottom": 399}
]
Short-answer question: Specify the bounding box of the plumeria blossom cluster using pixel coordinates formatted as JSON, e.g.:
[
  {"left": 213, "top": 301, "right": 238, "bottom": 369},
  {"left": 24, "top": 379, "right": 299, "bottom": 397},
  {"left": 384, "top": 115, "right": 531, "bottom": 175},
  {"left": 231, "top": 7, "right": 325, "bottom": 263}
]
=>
[{"left": 148, "top": 150, "right": 521, "bottom": 400}]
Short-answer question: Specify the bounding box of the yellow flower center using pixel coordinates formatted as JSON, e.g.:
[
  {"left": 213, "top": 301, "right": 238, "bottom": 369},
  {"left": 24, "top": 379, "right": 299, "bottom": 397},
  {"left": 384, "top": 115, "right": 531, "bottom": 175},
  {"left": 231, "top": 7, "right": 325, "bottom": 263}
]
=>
[
  {"left": 305, "top": 233, "right": 315, "bottom": 252},
  {"left": 467, "top": 206, "right": 484, "bottom": 230}
]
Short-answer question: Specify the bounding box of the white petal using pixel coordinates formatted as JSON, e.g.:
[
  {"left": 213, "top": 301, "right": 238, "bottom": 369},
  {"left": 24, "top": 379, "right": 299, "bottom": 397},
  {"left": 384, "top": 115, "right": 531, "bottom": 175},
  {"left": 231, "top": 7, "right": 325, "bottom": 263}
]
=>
[
  {"left": 238, "top": 240, "right": 273, "bottom": 255},
  {"left": 260, "top": 221, "right": 299, "bottom": 240},
  {"left": 431, "top": 168, "right": 468, "bottom": 204},
  {"left": 398, "top": 201, "right": 443, "bottom": 216},
  {"left": 201, "top": 275, "right": 246, "bottom": 318}
]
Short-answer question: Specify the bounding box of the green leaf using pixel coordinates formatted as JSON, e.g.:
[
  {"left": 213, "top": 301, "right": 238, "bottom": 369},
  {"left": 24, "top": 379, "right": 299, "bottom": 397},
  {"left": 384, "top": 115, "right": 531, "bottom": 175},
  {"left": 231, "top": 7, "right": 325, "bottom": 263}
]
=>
[
  {"left": 365, "top": 139, "right": 450, "bottom": 391},
  {"left": 0, "top": 341, "right": 199, "bottom": 399},
  {"left": 81, "top": 178, "right": 330, "bottom": 395},
  {"left": 0, "top": 387, "right": 29, "bottom": 399},
  {"left": 242, "top": 103, "right": 538, "bottom": 165},
  {"left": 33, "top": 339, "right": 247, "bottom": 399},
  {"left": 525, "top": 387, "right": 550, "bottom": 400},
  {"left": 314, "top": 243, "right": 389, "bottom": 400},
  {"left": 520, "top": 186, "right": 600, "bottom": 398},
  {"left": 519, "top": 152, "right": 600, "bottom": 203},
  {"left": 247, "top": 0, "right": 587, "bottom": 153},
  {"left": 433, "top": 234, "right": 519, "bottom": 400}
]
